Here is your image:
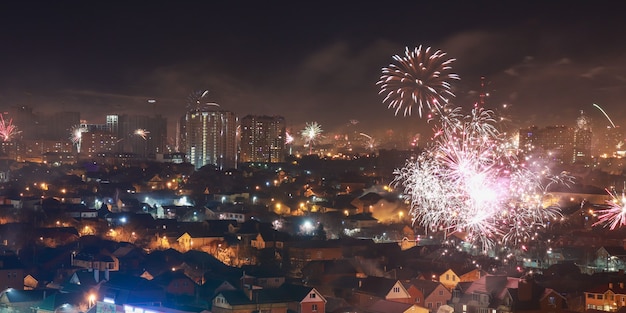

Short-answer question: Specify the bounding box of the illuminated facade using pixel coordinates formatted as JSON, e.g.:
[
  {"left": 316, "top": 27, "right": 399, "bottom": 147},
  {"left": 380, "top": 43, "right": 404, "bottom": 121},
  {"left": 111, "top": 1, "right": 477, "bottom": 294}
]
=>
[
  {"left": 107, "top": 114, "right": 167, "bottom": 158},
  {"left": 239, "top": 115, "right": 286, "bottom": 163},
  {"left": 518, "top": 125, "right": 574, "bottom": 164},
  {"left": 181, "top": 107, "right": 237, "bottom": 170}
]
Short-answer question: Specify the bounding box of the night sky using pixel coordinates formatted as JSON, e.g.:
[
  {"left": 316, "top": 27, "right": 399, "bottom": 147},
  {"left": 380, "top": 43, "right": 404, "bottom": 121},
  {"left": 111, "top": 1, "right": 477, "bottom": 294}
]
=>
[{"left": 1, "top": 1, "right": 625, "bottom": 141}]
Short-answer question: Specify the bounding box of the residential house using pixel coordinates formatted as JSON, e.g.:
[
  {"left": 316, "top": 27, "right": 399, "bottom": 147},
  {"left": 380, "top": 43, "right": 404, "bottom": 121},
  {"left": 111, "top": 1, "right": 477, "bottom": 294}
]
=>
[
  {"left": 402, "top": 281, "right": 425, "bottom": 305},
  {"left": 71, "top": 248, "right": 119, "bottom": 273},
  {"left": 409, "top": 279, "right": 452, "bottom": 312},
  {"left": 585, "top": 281, "right": 626, "bottom": 311},
  {"left": 0, "top": 253, "right": 25, "bottom": 290},
  {"left": 112, "top": 244, "right": 146, "bottom": 273},
  {"left": 512, "top": 278, "right": 568, "bottom": 313},
  {"left": 0, "top": 289, "right": 52, "bottom": 313},
  {"left": 212, "top": 289, "right": 289, "bottom": 313},
  {"left": 197, "top": 278, "right": 237, "bottom": 300},
  {"left": 458, "top": 268, "right": 485, "bottom": 283},
  {"left": 250, "top": 229, "right": 290, "bottom": 250},
  {"left": 151, "top": 269, "right": 197, "bottom": 297},
  {"left": 351, "top": 192, "right": 381, "bottom": 214},
  {"left": 438, "top": 269, "right": 460, "bottom": 291},
  {"left": 301, "top": 259, "right": 359, "bottom": 288},
  {"left": 595, "top": 246, "right": 626, "bottom": 272},
  {"left": 241, "top": 267, "right": 285, "bottom": 289},
  {"left": 288, "top": 240, "right": 344, "bottom": 278},
  {"left": 451, "top": 275, "right": 519, "bottom": 313},
  {"left": 280, "top": 283, "right": 327, "bottom": 313},
  {"left": 206, "top": 206, "right": 253, "bottom": 223},
  {"left": 175, "top": 221, "right": 232, "bottom": 252},
  {"left": 98, "top": 273, "right": 165, "bottom": 305},
  {"left": 34, "top": 292, "right": 88, "bottom": 313},
  {"left": 24, "top": 274, "right": 40, "bottom": 290},
  {"left": 352, "top": 276, "right": 411, "bottom": 308},
  {"left": 342, "top": 213, "right": 379, "bottom": 230}
]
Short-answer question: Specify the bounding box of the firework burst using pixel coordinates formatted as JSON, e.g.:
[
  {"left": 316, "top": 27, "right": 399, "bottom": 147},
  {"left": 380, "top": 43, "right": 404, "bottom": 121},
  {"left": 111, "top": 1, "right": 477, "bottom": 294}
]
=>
[
  {"left": 393, "top": 106, "right": 572, "bottom": 250},
  {"left": 186, "top": 90, "right": 220, "bottom": 111},
  {"left": 134, "top": 128, "right": 150, "bottom": 140},
  {"left": 69, "top": 125, "right": 88, "bottom": 153},
  {"left": 285, "top": 131, "right": 294, "bottom": 145},
  {"left": 0, "top": 114, "right": 20, "bottom": 141},
  {"left": 300, "top": 122, "right": 323, "bottom": 155},
  {"left": 378, "top": 45, "right": 459, "bottom": 117},
  {"left": 359, "top": 133, "right": 378, "bottom": 151},
  {"left": 593, "top": 189, "right": 626, "bottom": 230}
]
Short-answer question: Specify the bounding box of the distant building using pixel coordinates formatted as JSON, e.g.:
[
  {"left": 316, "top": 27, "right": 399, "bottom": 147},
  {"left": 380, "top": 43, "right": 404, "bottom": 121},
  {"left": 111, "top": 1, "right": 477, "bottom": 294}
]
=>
[
  {"left": 239, "top": 115, "right": 286, "bottom": 163},
  {"left": 519, "top": 125, "right": 574, "bottom": 164},
  {"left": 81, "top": 129, "right": 117, "bottom": 158},
  {"left": 573, "top": 111, "right": 592, "bottom": 165},
  {"left": 180, "top": 106, "right": 237, "bottom": 170},
  {"left": 0, "top": 252, "right": 25, "bottom": 290},
  {"left": 45, "top": 111, "right": 80, "bottom": 141}
]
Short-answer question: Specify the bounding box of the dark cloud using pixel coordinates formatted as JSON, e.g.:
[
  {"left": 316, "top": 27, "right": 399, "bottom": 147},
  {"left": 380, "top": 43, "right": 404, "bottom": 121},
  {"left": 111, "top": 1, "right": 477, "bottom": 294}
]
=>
[{"left": 0, "top": 1, "right": 625, "bottom": 139}]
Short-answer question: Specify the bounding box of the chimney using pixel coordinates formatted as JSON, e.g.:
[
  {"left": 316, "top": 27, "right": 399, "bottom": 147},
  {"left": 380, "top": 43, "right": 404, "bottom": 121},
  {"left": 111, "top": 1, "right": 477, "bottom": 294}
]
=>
[
  {"left": 609, "top": 283, "right": 614, "bottom": 289},
  {"left": 620, "top": 283, "right": 624, "bottom": 289},
  {"left": 245, "top": 285, "right": 254, "bottom": 301}
]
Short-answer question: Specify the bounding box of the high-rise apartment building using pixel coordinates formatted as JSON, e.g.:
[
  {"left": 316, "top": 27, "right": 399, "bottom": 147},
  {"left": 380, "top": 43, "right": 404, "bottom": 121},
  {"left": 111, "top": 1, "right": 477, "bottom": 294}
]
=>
[
  {"left": 81, "top": 130, "right": 117, "bottom": 158},
  {"left": 239, "top": 115, "right": 286, "bottom": 163},
  {"left": 181, "top": 107, "right": 237, "bottom": 170},
  {"left": 519, "top": 125, "right": 574, "bottom": 164},
  {"left": 572, "top": 112, "right": 592, "bottom": 165},
  {"left": 107, "top": 114, "right": 167, "bottom": 158}
]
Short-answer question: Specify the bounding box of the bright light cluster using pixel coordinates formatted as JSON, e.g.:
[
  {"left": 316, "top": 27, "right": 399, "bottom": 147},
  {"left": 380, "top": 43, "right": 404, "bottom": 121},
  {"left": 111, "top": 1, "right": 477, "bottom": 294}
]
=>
[
  {"left": 300, "top": 122, "right": 323, "bottom": 154},
  {"left": 393, "top": 106, "right": 573, "bottom": 250},
  {"left": 69, "top": 125, "right": 88, "bottom": 153},
  {"left": 377, "top": 45, "right": 459, "bottom": 117},
  {"left": 134, "top": 128, "right": 150, "bottom": 140},
  {"left": 0, "top": 114, "right": 19, "bottom": 142},
  {"left": 593, "top": 189, "right": 626, "bottom": 230}
]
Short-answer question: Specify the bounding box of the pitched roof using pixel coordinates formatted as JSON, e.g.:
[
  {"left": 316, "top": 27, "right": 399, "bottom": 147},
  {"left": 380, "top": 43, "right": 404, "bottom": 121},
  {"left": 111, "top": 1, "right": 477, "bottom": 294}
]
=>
[
  {"left": 409, "top": 279, "right": 442, "bottom": 297},
  {"left": 251, "top": 284, "right": 323, "bottom": 304},
  {"left": 37, "top": 292, "right": 85, "bottom": 311},
  {"left": 2, "top": 289, "right": 53, "bottom": 303},
  {"left": 217, "top": 290, "right": 254, "bottom": 305},
  {"left": 356, "top": 276, "right": 402, "bottom": 297},
  {"left": 465, "top": 275, "right": 519, "bottom": 294}
]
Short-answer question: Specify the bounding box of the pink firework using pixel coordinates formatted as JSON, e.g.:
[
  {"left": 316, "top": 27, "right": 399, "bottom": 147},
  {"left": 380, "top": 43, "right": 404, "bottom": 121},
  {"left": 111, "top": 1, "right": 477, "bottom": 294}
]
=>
[
  {"left": 393, "top": 106, "right": 573, "bottom": 250},
  {"left": 0, "top": 114, "right": 19, "bottom": 141},
  {"left": 285, "top": 131, "right": 294, "bottom": 145},
  {"left": 593, "top": 189, "right": 626, "bottom": 230}
]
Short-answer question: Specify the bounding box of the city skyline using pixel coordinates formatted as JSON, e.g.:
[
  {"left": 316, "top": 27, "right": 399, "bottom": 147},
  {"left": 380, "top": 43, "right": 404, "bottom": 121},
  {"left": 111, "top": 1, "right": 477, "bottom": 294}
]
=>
[{"left": 0, "top": 2, "right": 625, "bottom": 139}]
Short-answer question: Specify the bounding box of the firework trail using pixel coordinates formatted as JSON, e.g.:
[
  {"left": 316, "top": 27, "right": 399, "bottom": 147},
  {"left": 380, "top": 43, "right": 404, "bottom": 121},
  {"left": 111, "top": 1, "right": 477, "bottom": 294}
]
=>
[
  {"left": 0, "top": 114, "right": 20, "bottom": 141},
  {"left": 359, "top": 133, "right": 378, "bottom": 151},
  {"left": 134, "top": 128, "right": 150, "bottom": 140},
  {"left": 593, "top": 189, "right": 626, "bottom": 230},
  {"left": 378, "top": 46, "right": 459, "bottom": 118},
  {"left": 300, "top": 122, "right": 323, "bottom": 155},
  {"left": 70, "top": 125, "right": 88, "bottom": 153},
  {"left": 592, "top": 103, "right": 617, "bottom": 128},
  {"left": 186, "top": 90, "right": 220, "bottom": 111},
  {"left": 393, "top": 106, "right": 572, "bottom": 250}
]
